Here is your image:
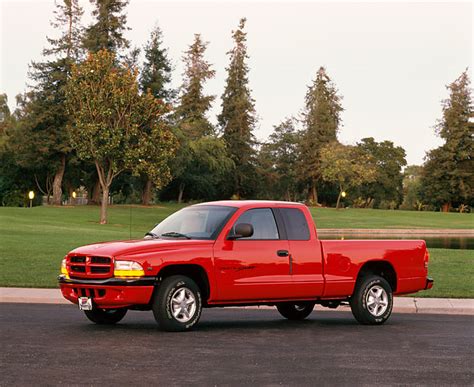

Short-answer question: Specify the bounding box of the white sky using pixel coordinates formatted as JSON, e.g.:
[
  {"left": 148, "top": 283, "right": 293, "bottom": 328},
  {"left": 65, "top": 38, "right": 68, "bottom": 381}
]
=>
[{"left": 1, "top": 0, "right": 472, "bottom": 165}]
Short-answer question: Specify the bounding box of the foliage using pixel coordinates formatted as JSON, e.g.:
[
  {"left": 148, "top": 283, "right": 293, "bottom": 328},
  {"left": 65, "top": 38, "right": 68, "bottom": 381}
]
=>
[
  {"left": 65, "top": 50, "right": 177, "bottom": 223},
  {"left": 140, "top": 25, "right": 175, "bottom": 103},
  {"left": 299, "top": 67, "right": 343, "bottom": 204},
  {"left": 400, "top": 165, "right": 424, "bottom": 210},
  {"left": 420, "top": 70, "right": 473, "bottom": 211},
  {"left": 257, "top": 118, "right": 300, "bottom": 200},
  {"left": 355, "top": 137, "right": 407, "bottom": 208},
  {"left": 219, "top": 18, "right": 257, "bottom": 198},
  {"left": 175, "top": 34, "right": 216, "bottom": 139},
  {"left": 82, "top": 0, "right": 130, "bottom": 53},
  {"left": 320, "top": 142, "right": 377, "bottom": 208}
]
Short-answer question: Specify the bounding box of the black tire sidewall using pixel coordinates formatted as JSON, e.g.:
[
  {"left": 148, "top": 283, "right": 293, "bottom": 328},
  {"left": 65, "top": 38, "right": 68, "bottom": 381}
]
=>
[
  {"left": 351, "top": 276, "right": 393, "bottom": 325},
  {"left": 84, "top": 308, "right": 127, "bottom": 324},
  {"left": 277, "top": 302, "right": 315, "bottom": 320},
  {"left": 154, "top": 275, "right": 202, "bottom": 331}
]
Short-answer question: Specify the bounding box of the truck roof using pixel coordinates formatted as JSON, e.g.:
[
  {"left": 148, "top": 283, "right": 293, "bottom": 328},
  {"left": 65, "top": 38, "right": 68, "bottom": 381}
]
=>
[{"left": 194, "top": 200, "right": 306, "bottom": 208}]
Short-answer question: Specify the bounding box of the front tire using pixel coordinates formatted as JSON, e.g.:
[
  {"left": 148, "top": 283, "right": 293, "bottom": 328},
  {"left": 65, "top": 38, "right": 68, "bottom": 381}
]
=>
[
  {"left": 153, "top": 275, "right": 202, "bottom": 332},
  {"left": 84, "top": 308, "right": 127, "bottom": 325},
  {"left": 350, "top": 275, "right": 393, "bottom": 325},
  {"left": 276, "top": 302, "right": 315, "bottom": 320}
]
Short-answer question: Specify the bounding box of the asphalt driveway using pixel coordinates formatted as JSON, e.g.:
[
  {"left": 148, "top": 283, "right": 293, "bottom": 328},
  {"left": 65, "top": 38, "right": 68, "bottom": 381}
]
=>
[{"left": 1, "top": 303, "right": 473, "bottom": 385}]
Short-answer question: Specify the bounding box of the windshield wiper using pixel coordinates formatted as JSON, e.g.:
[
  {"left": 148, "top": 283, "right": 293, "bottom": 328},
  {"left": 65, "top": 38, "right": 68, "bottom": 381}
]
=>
[
  {"left": 160, "top": 231, "right": 191, "bottom": 239},
  {"left": 144, "top": 232, "right": 159, "bottom": 239}
]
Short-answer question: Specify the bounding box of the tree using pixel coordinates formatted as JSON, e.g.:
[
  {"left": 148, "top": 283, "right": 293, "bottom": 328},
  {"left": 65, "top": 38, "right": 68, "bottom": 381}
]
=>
[
  {"left": 320, "top": 142, "right": 377, "bottom": 209},
  {"left": 356, "top": 137, "right": 407, "bottom": 208},
  {"left": 175, "top": 34, "right": 215, "bottom": 139},
  {"left": 168, "top": 34, "right": 233, "bottom": 202},
  {"left": 15, "top": 0, "right": 84, "bottom": 205},
  {"left": 82, "top": 0, "right": 130, "bottom": 54},
  {"left": 138, "top": 25, "right": 175, "bottom": 205},
  {"left": 421, "top": 70, "right": 473, "bottom": 211},
  {"left": 400, "top": 165, "right": 424, "bottom": 210},
  {"left": 299, "top": 67, "right": 343, "bottom": 204},
  {"left": 66, "top": 50, "right": 177, "bottom": 223},
  {"left": 257, "top": 118, "right": 301, "bottom": 200},
  {"left": 219, "top": 18, "right": 257, "bottom": 198}
]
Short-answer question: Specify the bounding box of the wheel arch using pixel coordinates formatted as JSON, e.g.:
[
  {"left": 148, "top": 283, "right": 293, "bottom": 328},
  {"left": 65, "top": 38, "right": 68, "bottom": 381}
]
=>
[
  {"left": 356, "top": 260, "right": 397, "bottom": 292},
  {"left": 157, "top": 264, "right": 211, "bottom": 303}
]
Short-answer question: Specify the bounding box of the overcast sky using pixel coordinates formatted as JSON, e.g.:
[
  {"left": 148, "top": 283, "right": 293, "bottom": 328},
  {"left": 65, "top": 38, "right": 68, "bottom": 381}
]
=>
[{"left": 0, "top": 0, "right": 472, "bottom": 165}]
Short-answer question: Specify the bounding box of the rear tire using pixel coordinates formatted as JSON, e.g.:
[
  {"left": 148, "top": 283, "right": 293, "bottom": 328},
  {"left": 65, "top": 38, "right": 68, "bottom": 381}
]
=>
[
  {"left": 350, "top": 275, "right": 393, "bottom": 325},
  {"left": 153, "top": 275, "right": 202, "bottom": 332},
  {"left": 276, "top": 302, "right": 315, "bottom": 320},
  {"left": 84, "top": 308, "right": 127, "bottom": 325}
]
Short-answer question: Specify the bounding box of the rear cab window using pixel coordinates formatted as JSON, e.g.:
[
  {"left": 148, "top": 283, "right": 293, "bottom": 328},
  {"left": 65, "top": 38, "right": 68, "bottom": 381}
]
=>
[{"left": 279, "top": 207, "right": 310, "bottom": 240}]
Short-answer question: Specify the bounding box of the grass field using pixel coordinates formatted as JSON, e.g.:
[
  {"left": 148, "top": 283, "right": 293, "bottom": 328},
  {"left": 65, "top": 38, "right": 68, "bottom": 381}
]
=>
[{"left": 0, "top": 204, "right": 472, "bottom": 297}]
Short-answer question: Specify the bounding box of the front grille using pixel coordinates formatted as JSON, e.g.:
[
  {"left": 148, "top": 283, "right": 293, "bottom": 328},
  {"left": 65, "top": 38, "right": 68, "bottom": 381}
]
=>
[
  {"left": 73, "top": 287, "right": 106, "bottom": 298},
  {"left": 67, "top": 255, "right": 113, "bottom": 279}
]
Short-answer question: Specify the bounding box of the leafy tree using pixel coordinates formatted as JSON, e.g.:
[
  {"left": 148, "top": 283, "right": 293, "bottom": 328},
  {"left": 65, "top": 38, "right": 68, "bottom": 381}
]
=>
[
  {"left": 14, "top": 0, "right": 84, "bottom": 205},
  {"left": 82, "top": 0, "right": 130, "bottom": 53},
  {"left": 138, "top": 25, "right": 175, "bottom": 205},
  {"left": 320, "top": 142, "right": 377, "bottom": 209},
  {"left": 299, "top": 67, "right": 343, "bottom": 204},
  {"left": 219, "top": 18, "right": 257, "bottom": 198},
  {"left": 356, "top": 137, "right": 407, "bottom": 208},
  {"left": 66, "top": 50, "right": 177, "bottom": 223},
  {"left": 257, "top": 118, "right": 300, "bottom": 200},
  {"left": 400, "top": 165, "right": 424, "bottom": 210},
  {"left": 421, "top": 70, "right": 473, "bottom": 211}
]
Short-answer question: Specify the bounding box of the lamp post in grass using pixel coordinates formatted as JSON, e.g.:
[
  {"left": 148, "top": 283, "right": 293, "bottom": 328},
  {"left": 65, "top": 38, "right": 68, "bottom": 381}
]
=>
[{"left": 28, "top": 191, "right": 35, "bottom": 208}]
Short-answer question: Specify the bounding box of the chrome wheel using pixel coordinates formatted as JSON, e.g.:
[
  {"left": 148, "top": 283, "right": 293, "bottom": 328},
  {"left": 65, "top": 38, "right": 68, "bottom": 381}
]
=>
[
  {"left": 294, "top": 304, "right": 307, "bottom": 312},
  {"left": 366, "top": 285, "right": 389, "bottom": 317},
  {"left": 170, "top": 287, "right": 196, "bottom": 323}
]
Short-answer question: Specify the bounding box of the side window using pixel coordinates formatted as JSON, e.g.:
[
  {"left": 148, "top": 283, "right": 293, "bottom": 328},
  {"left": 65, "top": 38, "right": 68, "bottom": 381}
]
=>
[
  {"left": 234, "top": 208, "right": 279, "bottom": 240},
  {"left": 280, "top": 208, "right": 310, "bottom": 240}
]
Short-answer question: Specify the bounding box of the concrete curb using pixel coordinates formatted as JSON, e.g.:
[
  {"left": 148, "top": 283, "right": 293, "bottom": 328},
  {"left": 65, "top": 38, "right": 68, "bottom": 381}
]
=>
[{"left": 1, "top": 287, "right": 473, "bottom": 315}]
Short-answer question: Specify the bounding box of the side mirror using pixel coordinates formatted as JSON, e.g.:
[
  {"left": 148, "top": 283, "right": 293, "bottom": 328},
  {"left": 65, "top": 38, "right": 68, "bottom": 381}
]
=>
[{"left": 228, "top": 223, "right": 254, "bottom": 240}]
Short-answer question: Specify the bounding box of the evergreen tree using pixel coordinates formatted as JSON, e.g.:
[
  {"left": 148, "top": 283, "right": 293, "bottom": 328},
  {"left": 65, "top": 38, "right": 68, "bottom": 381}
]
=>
[
  {"left": 175, "top": 34, "right": 215, "bottom": 139},
  {"left": 140, "top": 25, "right": 175, "bottom": 103},
  {"left": 299, "top": 67, "right": 343, "bottom": 204},
  {"left": 16, "top": 0, "right": 84, "bottom": 205},
  {"left": 421, "top": 70, "right": 473, "bottom": 211},
  {"left": 168, "top": 34, "right": 232, "bottom": 202},
  {"left": 83, "top": 0, "right": 130, "bottom": 53},
  {"left": 219, "top": 18, "right": 257, "bottom": 198},
  {"left": 138, "top": 25, "right": 175, "bottom": 205}
]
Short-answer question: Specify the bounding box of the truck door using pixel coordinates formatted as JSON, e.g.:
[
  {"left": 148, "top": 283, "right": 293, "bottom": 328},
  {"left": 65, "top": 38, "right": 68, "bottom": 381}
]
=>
[
  {"left": 278, "top": 207, "right": 324, "bottom": 297},
  {"left": 213, "top": 208, "right": 292, "bottom": 301}
]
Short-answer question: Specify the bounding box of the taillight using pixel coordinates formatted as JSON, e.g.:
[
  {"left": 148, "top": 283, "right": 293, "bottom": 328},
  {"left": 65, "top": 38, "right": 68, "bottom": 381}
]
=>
[{"left": 424, "top": 249, "right": 430, "bottom": 269}]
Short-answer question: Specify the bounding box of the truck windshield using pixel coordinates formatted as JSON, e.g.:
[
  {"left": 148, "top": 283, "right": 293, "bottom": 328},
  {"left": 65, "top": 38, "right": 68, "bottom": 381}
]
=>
[{"left": 149, "top": 205, "right": 236, "bottom": 240}]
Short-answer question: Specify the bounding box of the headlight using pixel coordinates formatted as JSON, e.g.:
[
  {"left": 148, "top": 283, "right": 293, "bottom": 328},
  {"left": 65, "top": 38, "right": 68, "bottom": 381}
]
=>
[
  {"left": 114, "top": 260, "right": 145, "bottom": 277},
  {"left": 60, "top": 258, "right": 69, "bottom": 279}
]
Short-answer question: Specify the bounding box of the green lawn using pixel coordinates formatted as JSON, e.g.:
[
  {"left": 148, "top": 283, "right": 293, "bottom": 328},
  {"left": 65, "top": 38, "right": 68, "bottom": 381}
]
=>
[{"left": 0, "top": 205, "right": 472, "bottom": 297}]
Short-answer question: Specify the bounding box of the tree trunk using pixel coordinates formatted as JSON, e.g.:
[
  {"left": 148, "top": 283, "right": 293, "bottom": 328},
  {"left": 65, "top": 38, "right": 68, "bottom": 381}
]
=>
[
  {"left": 308, "top": 182, "right": 318, "bottom": 205},
  {"left": 178, "top": 182, "right": 185, "bottom": 203},
  {"left": 441, "top": 203, "right": 451, "bottom": 213},
  {"left": 336, "top": 191, "right": 342, "bottom": 209},
  {"left": 100, "top": 186, "right": 109, "bottom": 224},
  {"left": 52, "top": 154, "right": 66, "bottom": 205},
  {"left": 141, "top": 178, "right": 153, "bottom": 206},
  {"left": 89, "top": 179, "right": 101, "bottom": 205}
]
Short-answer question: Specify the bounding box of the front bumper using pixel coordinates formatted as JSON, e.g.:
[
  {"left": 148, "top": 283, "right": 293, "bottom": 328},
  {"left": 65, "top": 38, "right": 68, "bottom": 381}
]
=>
[
  {"left": 425, "top": 277, "right": 434, "bottom": 290},
  {"left": 58, "top": 275, "right": 155, "bottom": 308}
]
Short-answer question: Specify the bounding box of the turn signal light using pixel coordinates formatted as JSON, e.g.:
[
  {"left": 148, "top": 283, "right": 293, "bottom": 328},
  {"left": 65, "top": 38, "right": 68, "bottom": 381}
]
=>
[{"left": 114, "top": 260, "right": 145, "bottom": 278}]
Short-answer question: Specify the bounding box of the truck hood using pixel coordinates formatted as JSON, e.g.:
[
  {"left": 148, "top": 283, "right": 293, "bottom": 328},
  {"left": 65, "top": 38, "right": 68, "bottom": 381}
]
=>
[{"left": 68, "top": 238, "right": 214, "bottom": 258}]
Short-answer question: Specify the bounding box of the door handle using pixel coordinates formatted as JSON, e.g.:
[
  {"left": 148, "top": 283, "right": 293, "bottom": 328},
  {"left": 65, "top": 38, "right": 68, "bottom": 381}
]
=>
[{"left": 277, "top": 250, "right": 289, "bottom": 257}]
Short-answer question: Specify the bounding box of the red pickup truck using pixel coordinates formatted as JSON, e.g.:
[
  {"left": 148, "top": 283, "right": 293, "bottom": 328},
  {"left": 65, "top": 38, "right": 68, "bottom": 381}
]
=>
[{"left": 59, "top": 200, "right": 433, "bottom": 331}]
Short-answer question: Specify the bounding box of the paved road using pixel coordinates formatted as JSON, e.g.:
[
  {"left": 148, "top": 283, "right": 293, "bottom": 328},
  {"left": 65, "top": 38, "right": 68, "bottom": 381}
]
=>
[{"left": 1, "top": 304, "right": 473, "bottom": 386}]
